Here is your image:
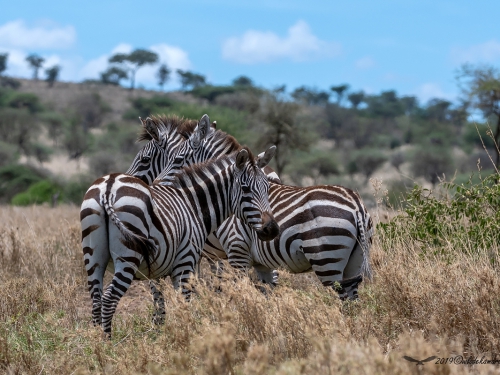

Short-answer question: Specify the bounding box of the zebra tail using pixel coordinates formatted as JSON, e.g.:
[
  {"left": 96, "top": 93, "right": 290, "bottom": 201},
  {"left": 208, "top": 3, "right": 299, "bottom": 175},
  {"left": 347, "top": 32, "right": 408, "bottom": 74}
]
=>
[
  {"left": 101, "top": 193, "right": 155, "bottom": 276},
  {"left": 357, "top": 210, "right": 373, "bottom": 281}
]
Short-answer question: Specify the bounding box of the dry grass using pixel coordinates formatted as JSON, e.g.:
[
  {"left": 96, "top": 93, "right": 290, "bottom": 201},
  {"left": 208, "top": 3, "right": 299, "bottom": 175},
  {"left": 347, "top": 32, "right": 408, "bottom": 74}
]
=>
[{"left": 0, "top": 205, "right": 499, "bottom": 374}]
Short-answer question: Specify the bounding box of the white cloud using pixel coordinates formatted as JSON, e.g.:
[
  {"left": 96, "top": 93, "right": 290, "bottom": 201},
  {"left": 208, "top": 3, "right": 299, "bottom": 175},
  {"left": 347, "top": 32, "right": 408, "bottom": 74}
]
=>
[
  {"left": 222, "top": 20, "right": 341, "bottom": 64},
  {"left": 78, "top": 43, "right": 133, "bottom": 80},
  {"left": 415, "top": 83, "right": 454, "bottom": 103},
  {"left": 355, "top": 56, "right": 375, "bottom": 70},
  {"left": 0, "top": 20, "right": 75, "bottom": 49},
  {"left": 451, "top": 40, "right": 500, "bottom": 64}
]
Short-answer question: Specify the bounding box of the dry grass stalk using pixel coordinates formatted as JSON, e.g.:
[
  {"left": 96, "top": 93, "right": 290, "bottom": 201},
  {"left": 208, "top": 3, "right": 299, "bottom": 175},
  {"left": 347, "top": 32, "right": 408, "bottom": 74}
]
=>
[{"left": 0, "top": 205, "right": 499, "bottom": 374}]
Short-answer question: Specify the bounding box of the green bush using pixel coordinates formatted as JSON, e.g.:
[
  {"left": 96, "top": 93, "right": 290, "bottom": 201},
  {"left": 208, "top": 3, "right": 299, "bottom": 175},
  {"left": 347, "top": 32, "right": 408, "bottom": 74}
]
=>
[
  {"left": 379, "top": 173, "right": 500, "bottom": 253},
  {"left": 11, "top": 180, "right": 61, "bottom": 206},
  {"left": 0, "top": 141, "right": 19, "bottom": 167},
  {"left": 411, "top": 145, "right": 454, "bottom": 185},
  {"left": 60, "top": 174, "right": 94, "bottom": 204},
  {"left": 123, "top": 96, "right": 174, "bottom": 120},
  {"left": 348, "top": 148, "right": 388, "bottom": 180},
  {"left": 288, "top": 150, "right": 340, "bottom": 184},
  {"left": 0, "top": 164, "right": 45, "bottom": 203}
]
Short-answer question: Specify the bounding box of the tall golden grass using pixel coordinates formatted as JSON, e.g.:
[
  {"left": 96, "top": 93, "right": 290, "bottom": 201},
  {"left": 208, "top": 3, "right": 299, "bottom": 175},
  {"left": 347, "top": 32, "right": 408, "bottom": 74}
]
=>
[{"left": 0, "top": 204, "right": 499, "bottom": 374}]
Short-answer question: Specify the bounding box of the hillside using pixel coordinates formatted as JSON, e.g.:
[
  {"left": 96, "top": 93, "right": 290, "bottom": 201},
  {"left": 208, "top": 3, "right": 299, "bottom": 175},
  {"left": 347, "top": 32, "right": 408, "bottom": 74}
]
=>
[{"left": 0, "top": 76, "right": 494, "bottom": 207}]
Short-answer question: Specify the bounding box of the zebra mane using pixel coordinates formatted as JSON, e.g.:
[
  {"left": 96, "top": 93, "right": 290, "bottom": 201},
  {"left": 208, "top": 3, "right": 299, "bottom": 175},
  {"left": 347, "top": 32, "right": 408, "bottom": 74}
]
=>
[
  {"left": 169, "top": 147, "right": 257, "bottom": 189},
  {"left": 205, "top": 128, "right": 243, "bottom": 155},
  {"left": 137, "top": 115, "right": 198, "bottom": 142}
]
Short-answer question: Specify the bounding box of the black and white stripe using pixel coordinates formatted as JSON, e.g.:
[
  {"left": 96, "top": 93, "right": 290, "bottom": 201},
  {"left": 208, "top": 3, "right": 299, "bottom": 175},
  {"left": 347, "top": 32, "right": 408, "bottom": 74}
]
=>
[
  {"left": 153, "top": 122, "right": 373, "bottom": 300},
  {"left": 81, "top": 149, "right": 278, "bottom": 337}
]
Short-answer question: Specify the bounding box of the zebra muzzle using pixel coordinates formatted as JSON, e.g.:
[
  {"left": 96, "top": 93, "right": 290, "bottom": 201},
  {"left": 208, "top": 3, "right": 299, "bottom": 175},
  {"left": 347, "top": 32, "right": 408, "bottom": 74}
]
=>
[{"left": 255, "top": 212, "right": 279, "bottom": 241}]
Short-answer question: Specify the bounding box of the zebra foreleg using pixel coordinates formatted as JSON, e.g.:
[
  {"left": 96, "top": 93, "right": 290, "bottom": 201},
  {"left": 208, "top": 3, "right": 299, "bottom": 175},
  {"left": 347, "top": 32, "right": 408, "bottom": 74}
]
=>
[
  {"left": 171, "top": 263, "right": 197, "bottom": 301},
  {"left": 149, "top": 280, "right": 165, "bottom": 325},
  {"left": 254, "top": 264, "right": 278, "bottom": 287}
]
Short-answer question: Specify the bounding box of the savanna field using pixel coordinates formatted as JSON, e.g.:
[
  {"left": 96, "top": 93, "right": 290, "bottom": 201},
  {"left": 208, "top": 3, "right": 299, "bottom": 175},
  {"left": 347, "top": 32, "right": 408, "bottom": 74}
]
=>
[
  {"left": 1, "top": 68, "right": 500, "bottom": 374},
  {"left": 1, "top": 184, "right": 500, "bottom": 375}
]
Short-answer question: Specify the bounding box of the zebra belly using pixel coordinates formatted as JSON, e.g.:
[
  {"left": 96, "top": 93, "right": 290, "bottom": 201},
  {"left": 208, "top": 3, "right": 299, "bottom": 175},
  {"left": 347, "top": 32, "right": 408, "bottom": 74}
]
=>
[{"left": 251, "top": 240, "right": 311, "bottom": 273}]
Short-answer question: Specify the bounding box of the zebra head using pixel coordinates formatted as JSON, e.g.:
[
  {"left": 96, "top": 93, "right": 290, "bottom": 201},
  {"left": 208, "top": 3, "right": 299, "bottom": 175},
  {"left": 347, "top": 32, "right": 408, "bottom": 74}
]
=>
[
  {"left": 231, "top": 147, "right": 279, "bottom": 242},
  {"left": 154, "top": 114, "right": 218, "bottom": 184},
  {"left": 125, "top": 117, "right": 169, "bottom": 184},
  {"left": 126, "top": 116, "right": 200, "bottom": 184}
]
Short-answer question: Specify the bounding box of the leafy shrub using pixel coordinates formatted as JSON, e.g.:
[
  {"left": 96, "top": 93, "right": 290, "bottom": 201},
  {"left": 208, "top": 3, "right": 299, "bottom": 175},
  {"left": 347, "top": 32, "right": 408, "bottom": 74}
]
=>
[
  {"left": 463, "top": 123, "right": 495, "bottom": 149},
  {"left": 288, "top": 150, "right": 340, "bottom": 185},
  {"left": 7, "top": 92, "right": 43, "bottom": 113},
  {"left": 60, "top": 174, "right": 94, "bottom": 204},
  {"left": 0, "top": 141, "right": 19, "bottom": 167},
  {"left": 123, "top": 96, "right": 174, "bottom": 120},
  {"left": 190, "top": 85, "right": 238, "bottom": 102},
  {"left": 379, "top": 173, "right": 500, "bottom": 252},
  {"left": 348, "top": 148, "right": 388, "bottom": 180},
  {"left": 11, "top": 180, "right": 61, "bottom": 206},
  {"left": 215, "top": 91, "right": 261, "bottom": 113},
  {"left": 0, "top": 164, "right": 45, "bottom": 203},
  {"left": 411, "top": 145, "right": 454, "bottom": 185}
]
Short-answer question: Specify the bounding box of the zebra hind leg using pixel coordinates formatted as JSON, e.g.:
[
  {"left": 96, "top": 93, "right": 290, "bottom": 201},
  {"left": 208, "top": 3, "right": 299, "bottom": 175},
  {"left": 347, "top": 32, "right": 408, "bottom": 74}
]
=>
[
  {"left": 335, "top": 274, "right": 363, "bottom": 301},
  {"left": 100, "top": 266, "right": 137, "bottom": 338},
  {"left": 149, "top": 280, "right": 166, "bottom": 325}
]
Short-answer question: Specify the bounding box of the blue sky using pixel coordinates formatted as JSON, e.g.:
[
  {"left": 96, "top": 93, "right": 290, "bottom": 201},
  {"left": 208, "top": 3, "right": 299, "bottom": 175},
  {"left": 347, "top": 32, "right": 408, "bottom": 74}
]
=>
[{"left": 1, "top": 0, "right": 500, "bottom": 105}]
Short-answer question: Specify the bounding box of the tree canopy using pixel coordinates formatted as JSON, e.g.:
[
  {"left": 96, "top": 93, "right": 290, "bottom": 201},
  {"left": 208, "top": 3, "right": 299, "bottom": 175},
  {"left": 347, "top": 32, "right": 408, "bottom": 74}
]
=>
[
  {"left": 108, "top": 49, "right": 159, "bottom": 90},
  {"left": 25, "top": 54, "right": 45, "bottom": 80}
]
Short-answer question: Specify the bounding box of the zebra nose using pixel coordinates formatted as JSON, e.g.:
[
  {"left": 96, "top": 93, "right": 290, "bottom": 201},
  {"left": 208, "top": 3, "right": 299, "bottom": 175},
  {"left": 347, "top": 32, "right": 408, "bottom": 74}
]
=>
[{"left": 255, "top": 212, "right": 279, "bottom": 241}]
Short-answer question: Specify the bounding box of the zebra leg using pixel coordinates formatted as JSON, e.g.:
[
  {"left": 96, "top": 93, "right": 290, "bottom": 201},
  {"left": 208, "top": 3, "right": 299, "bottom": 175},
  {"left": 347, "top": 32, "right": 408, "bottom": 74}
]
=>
[
  {"left": 342, "top": 242, "right": 364, "bottom": 300},
  {"left": 253, "top": 264, "right": 278, "bottom": 287},
  {"left": 101, "top": 224, "right": 143, "bottom": 338},
  {"left": 149, "top": 280, "right": 165, "bottom": 325},
  {"left": 81, "top": 201, "right": 110, "bottom": 327},
  {"left": 171, "top": 248, "right": 198, "bottom": 301},
  {"left": 337, "top": 275, "right": 363, "bottom": 301},
  {"left": 100, "top": 258, "right": 139, "bottom": 338},
  {"left": 303, "top": 247, "right": 350, "bottom": 300}
]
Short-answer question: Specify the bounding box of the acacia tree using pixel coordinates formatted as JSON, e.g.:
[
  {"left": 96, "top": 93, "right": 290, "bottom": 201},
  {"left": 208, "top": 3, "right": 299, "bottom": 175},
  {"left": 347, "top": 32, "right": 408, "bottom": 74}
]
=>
[
  {"left": 330, "top": 84, "right": 350, "bottom": 105},
  {"left": 256, "top": 94, "right": 315, "bottom": 177},
  {"left": 176, "top": 70, "right": 207, "bottom": 90},
  {"left": 156, "top": 63, "right": 170, "bottom": 91},
  {"left": 45, "top": 65, "right": 60, "bottom": 87},
  {"left": 347, "top": 91, "right": 365, "bottom": 109},
  {"left": 100, "top": 66, "right": 128, "bottom": 85},
  {"left": 457, "top": 64, "right": 500, "bottom": 168},
  {"left": 109, "top": 49, "right": 158, "bottom": 90},
  {"left": 0, "top": 53, "right": 7, "bottom": 75},
  {"left": 25, "top": 54, "right": 45, "bottom": 80}
]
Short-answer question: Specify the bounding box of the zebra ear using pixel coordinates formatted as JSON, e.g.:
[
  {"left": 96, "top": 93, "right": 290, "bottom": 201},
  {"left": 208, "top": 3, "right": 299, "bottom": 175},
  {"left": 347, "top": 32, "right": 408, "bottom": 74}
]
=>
[
  {"left": 192, "top": 114, "right": 212, "bottom": 148},
  {"left": 256, "top": 145, "right": 276, "bottom": 168},
  {"left": 142, "top": 117, "right": 160, "bottom": 142},
  {"left": 235, "top": 149, "right": 249, "bottom": 170}
]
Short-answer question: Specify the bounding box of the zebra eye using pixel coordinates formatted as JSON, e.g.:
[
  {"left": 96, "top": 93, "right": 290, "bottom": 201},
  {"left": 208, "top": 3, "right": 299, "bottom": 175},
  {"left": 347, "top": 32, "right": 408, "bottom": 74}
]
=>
[
  {"left": 141, "top": 156, "right": 151, "bottom": 163},
  {"left": 241, "top": 185, "right": 251, "bottom": 193}
]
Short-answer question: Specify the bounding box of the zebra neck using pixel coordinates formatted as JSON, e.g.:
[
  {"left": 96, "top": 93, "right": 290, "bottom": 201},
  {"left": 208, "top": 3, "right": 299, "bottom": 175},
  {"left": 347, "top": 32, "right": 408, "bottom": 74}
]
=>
[{"left": 175, "top": 165, "right": 235, "bottom": 236}]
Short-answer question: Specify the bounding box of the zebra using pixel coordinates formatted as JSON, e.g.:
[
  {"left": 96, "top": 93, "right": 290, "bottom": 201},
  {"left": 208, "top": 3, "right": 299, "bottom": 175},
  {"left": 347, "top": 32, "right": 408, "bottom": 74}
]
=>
[
  {"left": 125, "top": 114, "right": 199, "bottom": 184},
  {"left": 154, "top": 120, "right": 373, "bottom": 300},
  {"left": 80, "top": 147, "right": 279, "bottom": 337},
  {"left": 153, "top": 117, "right": 280, "bottom": 277}
]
